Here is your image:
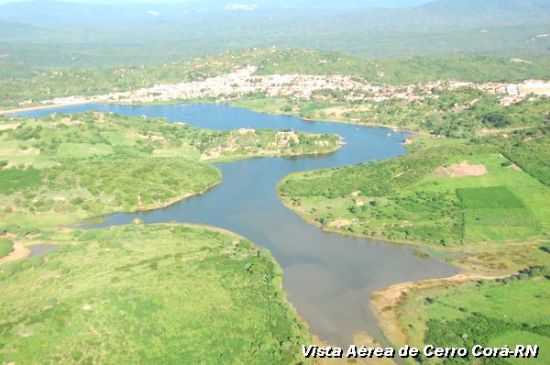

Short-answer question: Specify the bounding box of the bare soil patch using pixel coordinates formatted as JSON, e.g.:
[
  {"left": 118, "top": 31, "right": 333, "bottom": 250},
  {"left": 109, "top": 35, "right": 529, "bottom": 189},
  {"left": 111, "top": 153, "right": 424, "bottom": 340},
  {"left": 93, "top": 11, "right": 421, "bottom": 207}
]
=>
[
  {"left": 0, "top": 123, "right": 20, "bottom": 131},
  {"left": 0, "top": 241, "right": 30, "bottom": 264},
  {"left": 329, "top": 219, "right": 353, "bottom": 229},
  {"left": 435, "top": 161, "right": 487, "bottom": 178}
]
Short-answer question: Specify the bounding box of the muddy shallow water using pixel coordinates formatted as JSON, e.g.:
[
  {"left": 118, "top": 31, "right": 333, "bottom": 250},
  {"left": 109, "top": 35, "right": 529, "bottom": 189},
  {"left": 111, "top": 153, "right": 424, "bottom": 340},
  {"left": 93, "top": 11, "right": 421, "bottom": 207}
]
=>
[
  {"left": 21, "top": 103, "right": 459, "bottom": 346},
  {"left": 29, "top": 244, "right": 58, "bottom": 258}
]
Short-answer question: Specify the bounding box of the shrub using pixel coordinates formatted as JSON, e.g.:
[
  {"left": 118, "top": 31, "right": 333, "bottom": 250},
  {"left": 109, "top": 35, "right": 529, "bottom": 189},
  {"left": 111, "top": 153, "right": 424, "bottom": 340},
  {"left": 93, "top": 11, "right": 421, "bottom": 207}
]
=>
[{"left": 482, "top": 112, "right": 510, "bottom": 128}]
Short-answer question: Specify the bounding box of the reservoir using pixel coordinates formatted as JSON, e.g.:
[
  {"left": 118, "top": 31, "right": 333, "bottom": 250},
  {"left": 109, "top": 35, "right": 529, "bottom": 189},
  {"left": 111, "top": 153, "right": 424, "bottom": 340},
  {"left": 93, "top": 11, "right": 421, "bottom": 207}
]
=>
[{"left": 20, "top": 103, "right": 459, "bottom": 346}]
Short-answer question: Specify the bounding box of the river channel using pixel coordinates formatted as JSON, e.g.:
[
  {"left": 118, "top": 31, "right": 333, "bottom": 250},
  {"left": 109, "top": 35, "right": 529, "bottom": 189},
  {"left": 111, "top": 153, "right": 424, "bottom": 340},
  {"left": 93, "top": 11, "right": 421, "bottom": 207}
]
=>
[{"left": 20, "top": 103, "right": 459, "bottom": 346}]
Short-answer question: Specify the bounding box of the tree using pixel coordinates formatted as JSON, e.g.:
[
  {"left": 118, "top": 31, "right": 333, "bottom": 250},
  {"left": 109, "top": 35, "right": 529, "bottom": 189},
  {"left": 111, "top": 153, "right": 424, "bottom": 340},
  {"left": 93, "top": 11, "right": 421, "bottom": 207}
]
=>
[{"left": 482, "top": 112, "right": 510, "bottom": 128}]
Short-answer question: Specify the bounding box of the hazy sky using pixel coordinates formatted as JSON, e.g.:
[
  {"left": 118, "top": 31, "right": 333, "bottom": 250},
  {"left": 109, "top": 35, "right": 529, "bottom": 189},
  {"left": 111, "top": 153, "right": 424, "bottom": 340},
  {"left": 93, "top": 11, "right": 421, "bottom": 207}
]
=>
[
  {"left": 0, "top": 0, "right": 206, "bottom": 3},
  {"left": 0, "top": 0, "right": 196, "bottom": 3},
  {"left": 0, "top": 0, "right": 434, "bottom": 5},
  {"left": 0, "top": 0, "right": 190, "bottom": 3}
]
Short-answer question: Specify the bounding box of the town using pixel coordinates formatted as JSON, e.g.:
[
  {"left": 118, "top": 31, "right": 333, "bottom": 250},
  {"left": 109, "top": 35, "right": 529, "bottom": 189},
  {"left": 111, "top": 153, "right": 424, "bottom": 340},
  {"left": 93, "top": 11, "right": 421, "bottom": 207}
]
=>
[{"left": 42, "top": 66, "right": 550, "bottom": 110}]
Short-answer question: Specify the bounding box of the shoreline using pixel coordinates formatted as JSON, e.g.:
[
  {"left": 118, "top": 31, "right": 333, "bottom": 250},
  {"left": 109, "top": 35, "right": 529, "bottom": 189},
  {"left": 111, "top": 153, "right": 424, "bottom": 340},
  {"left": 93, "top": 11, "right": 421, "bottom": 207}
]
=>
[
  {"left": 79, "top": 177, "right": 223, "bottom": 227},
  {"left": 204, "top": 138, "right": 345, "bottom": 164},
  {"left": 276, "top": 180, "right": 545, "bottom": 351},
  {"left": 1, "top": 76, "right": 547, "bottom": 363},
  {"left": 369, "top": 272, "right": 507, "bottom": 348},
  {"left": 135, "top": 179, "right": 221, "bottom": 213},
  {"left": 0, "top": 182, "right": 223, "bottom": 264},
  {"left": 277, "top": 187, "right": 456, "bottom": 249},
  {"left": 81, "top": 142, "right": 344, "bottom": 225},
  {"left": 277, "top": 183, "right": 548, "bottom": 260},
  {"left": 1, "top": 222, "right": 316, "bottom": 363},
  {"left": 172, "top": 222, "right": 313, "bottom": 343},
  {"left": 0, "top": 241, "right": 30, "bottom": 264},
  {"left": 227, "top": 100, "right": 417, "bottom": 134},
  {"left": 0, "top": 101, "right": 93, "bottom": 115},
  {"left": 1, "top": 97, "right": 482, "bottom": 355},
  {"left": 1, "top": 98, "right": 417, "bottom": 136}
]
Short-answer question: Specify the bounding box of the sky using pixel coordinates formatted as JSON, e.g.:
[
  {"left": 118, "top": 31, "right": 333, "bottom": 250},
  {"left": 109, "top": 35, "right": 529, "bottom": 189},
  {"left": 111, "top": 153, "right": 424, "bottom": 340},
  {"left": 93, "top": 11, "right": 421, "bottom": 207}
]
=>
[
  {"left": 0, "top": 0, "right": 195, "bottom": 3},
  {"left": 0, "top": 0, "right": 205, "bottom": 3},
  {"left": 0, "top": 0, "right": 434, "bottom": 5}
]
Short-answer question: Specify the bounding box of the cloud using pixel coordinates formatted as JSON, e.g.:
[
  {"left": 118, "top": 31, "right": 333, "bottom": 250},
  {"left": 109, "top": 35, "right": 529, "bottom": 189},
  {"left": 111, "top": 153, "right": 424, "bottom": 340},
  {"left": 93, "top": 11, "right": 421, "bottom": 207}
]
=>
[{"left": 147, "top": 10, "right": 160, "bottom": 16}]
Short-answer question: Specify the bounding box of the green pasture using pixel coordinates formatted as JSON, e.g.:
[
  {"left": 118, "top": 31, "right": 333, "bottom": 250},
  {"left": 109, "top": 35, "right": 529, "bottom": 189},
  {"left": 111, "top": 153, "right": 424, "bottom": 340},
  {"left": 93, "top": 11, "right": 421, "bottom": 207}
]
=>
[
  {"left": 279, "top": 138, "right": 550, "bottom": 246},
  {"left": 399, "top": 268, "right": 550, "bottom": 365},
  {"left": 0, "top": 239, "right": 13, "bottom": 258},
  {"left": 0, "top": 224, "right": 311, "bottom": 365}
]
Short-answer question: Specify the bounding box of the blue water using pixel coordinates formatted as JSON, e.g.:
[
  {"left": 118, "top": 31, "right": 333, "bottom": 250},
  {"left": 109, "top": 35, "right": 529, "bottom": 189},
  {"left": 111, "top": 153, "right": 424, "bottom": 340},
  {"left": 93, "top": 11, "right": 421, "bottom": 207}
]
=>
[{"left": 20, "top": 103, "right": 458, "bottom": 346}]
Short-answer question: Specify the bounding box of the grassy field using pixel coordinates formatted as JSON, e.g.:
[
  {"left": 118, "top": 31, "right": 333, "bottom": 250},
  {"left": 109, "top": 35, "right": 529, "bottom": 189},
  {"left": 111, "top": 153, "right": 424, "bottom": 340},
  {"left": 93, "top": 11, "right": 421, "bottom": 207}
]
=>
[
  {"left": 457, "top": 186, "right": 540, "bottom": 243},
  {"left": 279, "top": 136, "right": 550, "bottom": 247},
  {"left": 395, "top": 266, "right": 550, "bottom": 365},
  {"left": 0, "top": 112, "right": 341, "bottom": 229},
  {"left": 0, "top": 238, "right": 13, "bottom": 258},
  {"left": 0, "top": 224, "right": 311, "bottom": 364}
]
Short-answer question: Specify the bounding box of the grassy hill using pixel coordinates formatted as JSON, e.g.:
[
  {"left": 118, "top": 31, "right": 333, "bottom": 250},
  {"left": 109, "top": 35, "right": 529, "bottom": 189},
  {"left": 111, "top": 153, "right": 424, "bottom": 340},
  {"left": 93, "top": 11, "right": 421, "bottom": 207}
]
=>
[
  {"left": 0, "top": 112, "right": 341, "bottom": 229},
  {"left": 278, "top": 135, "right": 550, "bottom": 247},
  {"left": 0, "top": 224, "right": 311, "bottom": 364},
  {"left": 278, "top": 96, "right": 550, "bottom": 248}
]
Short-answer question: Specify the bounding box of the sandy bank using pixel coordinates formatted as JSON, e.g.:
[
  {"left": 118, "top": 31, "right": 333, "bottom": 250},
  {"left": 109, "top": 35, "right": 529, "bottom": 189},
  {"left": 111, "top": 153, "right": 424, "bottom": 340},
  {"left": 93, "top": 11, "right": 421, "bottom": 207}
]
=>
[
  {"left": 0, "top": 101, "right": 92, "bottom": 115},
  {"left": 0, "top": 241, "right": 30, "bottom": 264},
  {"left": 370, "top": 273, "right": 504, "bottom": 346}
]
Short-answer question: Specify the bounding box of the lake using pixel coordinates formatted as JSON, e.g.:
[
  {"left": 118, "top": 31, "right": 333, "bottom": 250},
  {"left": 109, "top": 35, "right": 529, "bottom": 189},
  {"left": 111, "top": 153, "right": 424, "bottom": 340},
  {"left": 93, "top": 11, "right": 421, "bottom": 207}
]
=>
[{"left": 20, "top": 103, "right": 459, "bottom": 346}]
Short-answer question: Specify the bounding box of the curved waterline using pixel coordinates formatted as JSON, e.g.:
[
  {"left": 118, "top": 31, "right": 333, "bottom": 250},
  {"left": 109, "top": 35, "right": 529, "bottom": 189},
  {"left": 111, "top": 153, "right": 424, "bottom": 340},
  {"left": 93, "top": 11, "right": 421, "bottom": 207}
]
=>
[{"left": 20, "top": 103, "right": 459, "bottom": 346}]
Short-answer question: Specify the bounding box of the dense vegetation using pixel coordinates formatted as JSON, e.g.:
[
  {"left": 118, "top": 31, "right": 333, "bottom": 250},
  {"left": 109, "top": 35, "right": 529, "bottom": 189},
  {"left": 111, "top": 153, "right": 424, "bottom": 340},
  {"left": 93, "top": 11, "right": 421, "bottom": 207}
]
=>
[
  {"left": 498, "top": 130, "right": 550, "bottom": 187},
  {"left": 0, "top": 112, "right": 341, "bottom": 229},
  {"left": 0, "top": 224, "right": 311, "bottom": 364}
]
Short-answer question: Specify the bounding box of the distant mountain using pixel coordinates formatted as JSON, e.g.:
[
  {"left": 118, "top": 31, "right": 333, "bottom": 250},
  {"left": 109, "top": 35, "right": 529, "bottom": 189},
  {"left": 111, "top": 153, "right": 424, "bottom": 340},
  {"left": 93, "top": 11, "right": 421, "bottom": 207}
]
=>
[
  {"left": 421, "top": 0, "right": 550, "bottom": 14},
  {"left": 1, "top": 0, "right": 548, "bottom": 30},
  {"left": 0, "top": 20, "right": 53, "bottom": 40},
  {"left": 1, "top": 0, "right": 549, "bottom": 66},
  {"left": 0, "top": 0, "right": 436, "bottom": 28},
  {"left": 0, "top": 1, "right": 172, "bottom": 28},
  {"left": 204, "top": 0, "right": 435, "bottom": 10},
  {"left": 411, "top": 0, "right": 550, "bottom": 26}
]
